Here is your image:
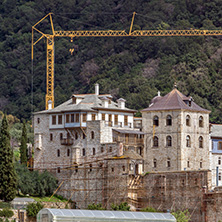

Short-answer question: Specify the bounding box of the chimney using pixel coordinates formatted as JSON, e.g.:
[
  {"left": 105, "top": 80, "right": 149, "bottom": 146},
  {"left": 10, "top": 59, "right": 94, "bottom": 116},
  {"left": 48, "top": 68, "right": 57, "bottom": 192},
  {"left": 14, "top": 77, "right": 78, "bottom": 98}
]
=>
[
  {"left": 100, "top": 96, "right": 109, "bottom": 108},
  {"left": 117, "top": 98, "right": 126, "bottom": 109},
  {"left": 95, "top": 83, "right": 99, "bottom": 95}
]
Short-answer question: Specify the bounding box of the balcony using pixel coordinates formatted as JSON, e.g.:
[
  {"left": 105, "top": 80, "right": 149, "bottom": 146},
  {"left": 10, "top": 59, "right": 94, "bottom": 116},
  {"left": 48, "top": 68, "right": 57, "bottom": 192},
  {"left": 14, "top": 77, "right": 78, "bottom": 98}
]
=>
[{"left": 61, "top": 138, "right": 73, "bottom": 145}]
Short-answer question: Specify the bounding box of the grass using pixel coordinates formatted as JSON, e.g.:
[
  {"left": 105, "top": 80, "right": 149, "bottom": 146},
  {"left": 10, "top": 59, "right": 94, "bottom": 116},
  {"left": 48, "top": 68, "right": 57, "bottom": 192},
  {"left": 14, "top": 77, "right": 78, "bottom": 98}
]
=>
[{"left": 25, "top": 195, "right": 68, "bottom": 203}]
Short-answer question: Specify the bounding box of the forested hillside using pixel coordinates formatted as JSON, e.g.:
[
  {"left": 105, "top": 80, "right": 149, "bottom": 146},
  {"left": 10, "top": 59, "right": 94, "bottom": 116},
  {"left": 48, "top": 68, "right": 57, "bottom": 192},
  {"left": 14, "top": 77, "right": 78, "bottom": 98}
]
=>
[{"left": 1, "top": 0, "right": 222, "bottom": 122}]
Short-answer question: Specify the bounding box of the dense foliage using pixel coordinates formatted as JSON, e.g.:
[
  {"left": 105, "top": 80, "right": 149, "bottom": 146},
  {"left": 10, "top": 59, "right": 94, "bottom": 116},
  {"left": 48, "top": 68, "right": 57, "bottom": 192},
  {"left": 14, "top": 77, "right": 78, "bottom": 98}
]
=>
[
  {"left": 172, "top": 209, "right": 191, "bottom": 222},
  {"left": 87, "top": 203, "right": 106, "bottom": 210},
  {"left": 1, "top": 0, "right": 222, "bottom": 122},
  {"left": 111, "top": 202, "right": 130, "bottom": 211},
  {"left": 0, "top": 115, "right": 17, "bottom": 202},
  {"left": 0, "top": 209, "right": 14, "bottom": 218},
  {"left": 15, "top": 164, "right": 57, "bottom": 197},
  {"left": 26, "top": 202, "right": 44, "bottom": 218}
]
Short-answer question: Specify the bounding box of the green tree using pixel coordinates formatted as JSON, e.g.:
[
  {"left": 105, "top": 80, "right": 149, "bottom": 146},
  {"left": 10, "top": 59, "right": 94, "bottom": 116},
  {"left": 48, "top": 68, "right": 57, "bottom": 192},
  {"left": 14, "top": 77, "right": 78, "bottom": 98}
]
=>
[
  {"left": 0, "top": 114, "right": 17, "bottom": 201},
  {"left": 172, "top": 209, "right": 191, "bottom": 222},
  {"left": 20, "top": 121, "right": 27, "bottom": 165},
  {"left": 26, "top": 202, "right": 44, "bottom": 218}
]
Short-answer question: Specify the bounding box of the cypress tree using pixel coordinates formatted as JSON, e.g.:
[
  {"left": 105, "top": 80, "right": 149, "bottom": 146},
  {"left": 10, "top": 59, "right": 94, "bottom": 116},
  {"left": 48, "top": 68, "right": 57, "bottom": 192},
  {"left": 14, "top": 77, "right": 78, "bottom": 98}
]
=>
[
  {"left": 0, "top": 114, "right": 17, "bottom": 201},
  {"left": 20, "top": 121, "right": 27, "bottom": 165}
]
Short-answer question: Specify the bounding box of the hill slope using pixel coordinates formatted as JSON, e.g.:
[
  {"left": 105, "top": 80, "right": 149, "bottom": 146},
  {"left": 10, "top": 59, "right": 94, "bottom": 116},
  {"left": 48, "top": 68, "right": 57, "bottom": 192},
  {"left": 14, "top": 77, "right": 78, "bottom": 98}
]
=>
[{"left": 1, "top": 0, "right": 222, "bottom": 122}]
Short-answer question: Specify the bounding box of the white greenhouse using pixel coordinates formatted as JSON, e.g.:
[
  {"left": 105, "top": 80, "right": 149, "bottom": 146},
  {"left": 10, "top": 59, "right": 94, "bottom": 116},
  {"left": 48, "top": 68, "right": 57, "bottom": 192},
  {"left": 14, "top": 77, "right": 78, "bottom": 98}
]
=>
[{"left": 37, "top": 208, "right": 176, "bottom": 222}]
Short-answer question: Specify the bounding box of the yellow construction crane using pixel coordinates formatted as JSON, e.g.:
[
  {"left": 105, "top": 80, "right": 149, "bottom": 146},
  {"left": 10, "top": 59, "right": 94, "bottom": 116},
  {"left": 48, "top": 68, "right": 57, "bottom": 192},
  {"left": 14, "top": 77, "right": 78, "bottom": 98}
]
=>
[{"left": 32, "top": 12, "right": 222, "bottom": 110}]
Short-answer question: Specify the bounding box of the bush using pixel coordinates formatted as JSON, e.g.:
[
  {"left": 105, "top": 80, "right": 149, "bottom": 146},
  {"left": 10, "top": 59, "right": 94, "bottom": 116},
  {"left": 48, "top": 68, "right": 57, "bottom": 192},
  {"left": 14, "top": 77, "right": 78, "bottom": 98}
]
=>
[
  {"left": 111, "top": 202, "right": 130, "bottom": 211},
  {"left": 172, "top": 209, "right": 191, "bottom": 222},
  {"left": 141, "top": 206, "right": 159, "bottom": 212},
  {"left": 0, "top": 208, "right": 14, "bottom": 218},
  {"left": 87, "top": 203, "right": 105, "bottom": 210},
  {"left": 26, "top": 202, "right": 44, "bottom": 218},
  {"left": 0, "top": 202, "right": 11, "bottom": 209}
]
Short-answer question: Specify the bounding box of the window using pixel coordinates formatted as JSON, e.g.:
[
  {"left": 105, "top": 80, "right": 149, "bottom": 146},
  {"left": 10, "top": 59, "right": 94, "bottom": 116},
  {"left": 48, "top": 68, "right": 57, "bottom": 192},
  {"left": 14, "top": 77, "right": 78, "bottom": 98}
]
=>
[
  {"left": 109, "top": 147, "right": 112, "bottom": 152},
  {"left": 153, "top": 159, "right": 157, "bottom": 168},
  {"left": 187, "top": 161, "right": 190, "bottom": 168},
  {"left": 75, "top": 165, "right": 78, "bottom": 173},
  {"left": 111, "top": 167, "right": 114, "bottom": 172},
  {"left": 66, "top": 114, "right": 70, "bottom": 123},
  {"left": 57, "top": 149, "right": 60, "bottom": 157},
  {"left": 124, "top": 115, "right": 128, "bottom": 126},
  {"left": 93, "top": 148, "right": 96, "bottom": 155},
  {"left": 52, "top": 115, "right": 56, "bottom": 125},
  {"left": 166, "top": 115, "right": 172, "bottom": 126},
  {"left": 186, "top": 135, "right": 191, "bottom": 147},
  {"left": 89, "top": 164, "right": 92, "bottom": 172},
  {"left": 37, "top": 118, "right": 40, "bottom": 124},
  {"left": 166, "top": 136, "right": 172, "bottom": 147},
  {"left": 58, "top": 115, "right": 62, "bottom": 124},
  {"left": 200, "top": 161, "right": 202, "bottom": 168},
  {"left": 83, "top": 133, "right": 86, "bottom": 139},
  {"left": 102, "top": 113, "right": 106, "bottom": 120},
  {"left": 67, "top": 132, "right": 71, "bottom": 139},
  {"left": 153, "top": 136, "right": 159, "bottom": 147},
  {"left": 92, "top": 114, "right": 96, "bottom": 121},
  {"left": 218, "top": 142, "right": 222, "bottom": 150},
  {"left": 71, "top": 114, "right": 74, "bottom": 123},
  {"left": 153, "top": 116, "right": 159, "bottom": 126},
  {"left": 114, "top": 115, "right": 118, "bottom": 125},
  {"left": 199, "top": 116, "right": 203, "bottom": 127},
  {"left": 122, "top": 166, "right": 125, "bottom": 172},
  {"left": 83, "top": 114, "right": 87, "bottom": 122},
  {"left": 219, "top": 173, "right": 221, "bottom": 181},
  {"left": 76, "top": 114, "right": 79, "bottom": 122},
  {"left": 57, "top": 167, "right": 60, "bottom": 173},
  {"left": 218, "top": 157, "right": 221, "bottom": 165},
  {"left": 199, "top": 136, "right": 203, "bottom": 148},
  {"left": 83, "top": 148, "right": 86, "bottom": 156},
  {"left": 60, "top": 133, "right": 63, "bottom": 140},
  {"left": 75, "top": 133, "right": 78, "bottom": 140},
  {"left": 50, "top": 133, "right": 53, "bottom": 141},
  {"left": 186, "top": 115, "right": 190, "bottom": 126},
  {"left": 67, "top": 149, "right": 70, "bottom": 156},
  {"left": 167, "top": 158, "right": 171, "bottom": 168},
  {"left": 101, "top": 147, "right": 104, "bottom": 153},
  {"left": 91, "top": 131, "right": 94, "bottom": 139}
]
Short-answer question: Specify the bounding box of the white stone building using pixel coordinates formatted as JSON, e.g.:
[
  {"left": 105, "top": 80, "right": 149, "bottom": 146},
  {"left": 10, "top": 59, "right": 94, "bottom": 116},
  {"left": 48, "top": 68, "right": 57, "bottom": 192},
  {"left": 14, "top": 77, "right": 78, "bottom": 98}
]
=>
[
  {"left": 141, "top": 88, "right": 211, "bottom": 172},
  {"left": 209, "top": 124, "right": 222, "bottom": 187}
]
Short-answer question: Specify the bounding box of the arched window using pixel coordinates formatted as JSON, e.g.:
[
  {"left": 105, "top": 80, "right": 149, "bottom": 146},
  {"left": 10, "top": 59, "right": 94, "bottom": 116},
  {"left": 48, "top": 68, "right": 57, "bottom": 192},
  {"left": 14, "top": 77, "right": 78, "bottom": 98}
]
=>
[
  {"left": 166, "top": 136, "right": 172, "bottom": 147},
  {"left": 218, "top": 157, "right": 221, "bottom": 165},
  {"left": 75, "top": 165, "right": 78, "bottom": 173},
  {"left": 167, "top": 158, "right": 171, "bottom": 168},
  {"left": 57, "top": 149, "right": 60, "bottom": 157},
  {"left": 153, "top": 136, "right": 159, "bottom": 147},
  {"left": 93, "top": 148, "right": 96, "bottom": 155},
  {"left": 200, "top": 159, "right": 203, "bottom": 168},
  {"left": 199, "top": 136, "right": 203, "bottom": 148},
  {"left": 60, "top": 133, "right": 63, "bottom": 140},
  {"left": 166, "top": 115, "right": 172, "bottom": 126},
  {"left": 153, "top": 116, "right": 159, "bottom": 126},
  {"left": 75, "top": 132, "right": 78, "bottom": 140},
  {"left": 82, "top": 148, "right": 86, "bottom": 156},
  {"left": 37, "top": 118, "right": 40, "bottom": 124},
  {"left": 57, "top": 167, "right": 60, "bottom": 173},
  {"left": 67, "top": 149, "right": 70, "bottom": 157},
  {"left": 219, "top": 173, "right": 222, "bottom": 181},
  {"left": 186, "top": 135, "right": 191, "bottom": 147},
  {"left": 186, "top": 115, "right": 191, "bottom": 126},
  {"left": 101, "top": 147, "right": 104, "bottom": 153},
  {"left": 91, "top": 131, "right": 94, "bottom": 139},
  {"left": 83, "top": 133, "right": 86, "bottom": 139},
  {"left": 199, "top": 116, "right": 203, "bottom": 127},
  {"left": 153, "top": 159, "right": 157, "bottom": 168}
]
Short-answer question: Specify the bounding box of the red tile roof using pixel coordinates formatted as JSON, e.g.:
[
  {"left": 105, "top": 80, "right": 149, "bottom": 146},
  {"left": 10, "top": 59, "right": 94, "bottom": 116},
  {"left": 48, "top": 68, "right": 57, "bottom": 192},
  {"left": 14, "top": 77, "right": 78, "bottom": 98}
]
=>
[{"left": 142, "top": 88, "right": 210, "bottom": 113}]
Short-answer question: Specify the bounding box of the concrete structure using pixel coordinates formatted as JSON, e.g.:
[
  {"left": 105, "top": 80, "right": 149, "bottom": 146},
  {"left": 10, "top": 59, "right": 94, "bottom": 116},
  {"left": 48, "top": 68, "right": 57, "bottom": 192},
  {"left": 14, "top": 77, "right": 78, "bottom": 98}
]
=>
[
  {"left": 141, "top": 88, "right": 211, "bottom": 172},
  {"left": 209, "top": 124, "right": 222, "bottom": 187}
]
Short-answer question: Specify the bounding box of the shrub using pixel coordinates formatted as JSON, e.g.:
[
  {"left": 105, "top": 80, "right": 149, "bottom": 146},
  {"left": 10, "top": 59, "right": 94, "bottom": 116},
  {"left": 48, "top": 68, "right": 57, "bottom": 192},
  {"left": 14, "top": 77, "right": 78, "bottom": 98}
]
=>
[
  {"left": 111, "top": 202, "right": 130, "bottom": 211},
  {"left": 0, "top": 202, "right": 11, "bottom": 209},
  {"left": 141, "top": 206, "right": 159, "bottom": 212},
  {"left": 172, "top": 209, "right": 191, "bottom": 222},
  {"left": 87, "top": 203, "right": 105, "bottom": 210},
  {"left": 26, "top": 202, "right": 44, "bottom": 218},
  {"left": 0, "top": 208, "right": 14, "bottom": 218}
]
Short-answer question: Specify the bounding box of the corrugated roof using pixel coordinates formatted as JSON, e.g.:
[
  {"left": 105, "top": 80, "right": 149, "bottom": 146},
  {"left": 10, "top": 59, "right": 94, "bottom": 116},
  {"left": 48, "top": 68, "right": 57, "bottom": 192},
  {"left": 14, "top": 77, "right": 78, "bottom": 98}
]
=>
[
  {"left": 142, "top": 88, "right": 210, "bottom": 113},
  {"left": 37, "top": 209, "right": 176, "bottom": 221}
]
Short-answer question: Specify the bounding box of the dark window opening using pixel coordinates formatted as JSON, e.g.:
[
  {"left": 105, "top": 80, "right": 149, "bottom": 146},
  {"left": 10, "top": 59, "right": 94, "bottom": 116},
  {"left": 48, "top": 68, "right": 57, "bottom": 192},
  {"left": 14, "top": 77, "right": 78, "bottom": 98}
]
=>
[
  {"left": 37, "top": 118, "right": 40, "bottom": 124},
  {"left": 83, "top": 148, "right": 86, "bottom": 156},
  {"left": 153, "top": 116, "right": 159, "bottom": 126},
  {"left": 93, "top": 148, "right": 96, "bottom": 155},
  {"left": 67, "top": 149, "right": 70, "bottom": 157},
  {"left": 153, "top": 136, "right": 159, "bottom": 147},
  {"left": 50, "top": 133, "right": 53, "bottom": 141},
  {"left": 166, "top": 136, "right": 172, "bottom": 147},
  {"left": 91, "top": 131, "right": 94, "bottom": 139},
  {"left": 166, "top": 115, "right": 172, "bottom": 126},
  {"left": 199, "top": 116, "right": 203, "bottom": 127},
  {"left": 186, "top": 115, "right": 190, "bottom": 126},
  {"left": 57, "top": 149, "right": 60, "bottom": 157}
]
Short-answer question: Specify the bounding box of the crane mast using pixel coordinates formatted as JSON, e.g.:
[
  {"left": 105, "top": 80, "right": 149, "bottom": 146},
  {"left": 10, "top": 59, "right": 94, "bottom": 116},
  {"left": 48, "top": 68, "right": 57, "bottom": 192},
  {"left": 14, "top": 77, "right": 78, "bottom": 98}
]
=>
[{"left": 32, "top": 13, "right": 222, "bottom": 110}]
